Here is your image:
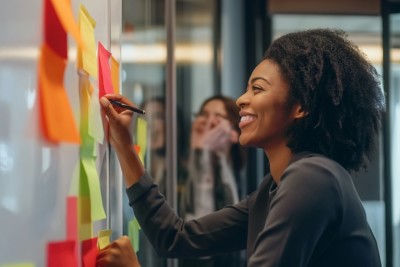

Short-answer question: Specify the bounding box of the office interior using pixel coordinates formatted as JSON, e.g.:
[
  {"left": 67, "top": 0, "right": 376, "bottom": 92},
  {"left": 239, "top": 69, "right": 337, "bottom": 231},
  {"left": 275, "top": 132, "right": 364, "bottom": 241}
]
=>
[
  {"left": 0, "top": 0, "right": 398, "bottom": 266},
  {"left": 119, "top": 0, "right": 400, "bottom": 266}
]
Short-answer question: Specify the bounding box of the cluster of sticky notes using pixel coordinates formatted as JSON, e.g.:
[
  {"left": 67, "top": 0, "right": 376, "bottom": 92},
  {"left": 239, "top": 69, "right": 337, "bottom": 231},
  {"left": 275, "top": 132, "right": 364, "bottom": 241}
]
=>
[{"left": 34, "top": 0, "right": 124, "bottom": 266}]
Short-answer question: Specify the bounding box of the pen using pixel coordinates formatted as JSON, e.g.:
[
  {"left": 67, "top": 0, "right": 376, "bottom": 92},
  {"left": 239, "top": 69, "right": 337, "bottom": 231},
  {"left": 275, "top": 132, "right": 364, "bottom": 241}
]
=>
[{"left": 109, "top": 99, "right": 146, "bottom": 115}]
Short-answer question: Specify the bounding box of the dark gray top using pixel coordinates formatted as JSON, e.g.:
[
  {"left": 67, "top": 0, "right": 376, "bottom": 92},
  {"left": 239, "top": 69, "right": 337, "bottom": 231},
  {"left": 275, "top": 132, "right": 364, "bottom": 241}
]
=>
[{"left": 127, "top": 152, "right": 382, "bottom": 267}]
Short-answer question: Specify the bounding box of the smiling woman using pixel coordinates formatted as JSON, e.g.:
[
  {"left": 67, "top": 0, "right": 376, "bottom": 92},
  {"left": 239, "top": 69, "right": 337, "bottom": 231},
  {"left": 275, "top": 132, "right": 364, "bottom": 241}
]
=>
[{"left": 98, "top": 28, "right": 384, "bottom": 267}]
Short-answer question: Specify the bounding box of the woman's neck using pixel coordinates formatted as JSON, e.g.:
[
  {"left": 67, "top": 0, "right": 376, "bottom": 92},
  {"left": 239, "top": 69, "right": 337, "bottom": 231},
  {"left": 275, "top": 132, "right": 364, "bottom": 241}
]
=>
[{"left": 265, "top": 145, "right": 293, "bottom": 184}]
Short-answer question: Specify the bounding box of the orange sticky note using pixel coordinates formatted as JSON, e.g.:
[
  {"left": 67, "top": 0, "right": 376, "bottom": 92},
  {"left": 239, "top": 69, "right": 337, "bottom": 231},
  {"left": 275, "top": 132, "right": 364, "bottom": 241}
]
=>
[
  {"left": 81, "top": 237, "right": 98, "bottom": 267},
  {"left": 49, "top": 0, "right": 84, "bottom": 49},
  {"left": 38, "top": 43, "right": 80, "bottom": 143},
  {"left": 97, "top": 42, "right": 114, "bottom": 98},
  {"left": 47, "top": 240, "right": 78, "bottom": 267},
  {"left": 110, "top": 56, "right": 120, "bottom": 94},
  {"left": 43, "top": 0, "right": 67, "bottom": 58}
]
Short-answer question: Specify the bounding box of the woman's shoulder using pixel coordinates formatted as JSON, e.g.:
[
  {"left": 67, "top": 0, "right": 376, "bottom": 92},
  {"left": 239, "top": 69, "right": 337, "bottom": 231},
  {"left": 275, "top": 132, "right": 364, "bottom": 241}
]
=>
[{"left": 282, "top": 151, "right": 350, "bottom": 191}]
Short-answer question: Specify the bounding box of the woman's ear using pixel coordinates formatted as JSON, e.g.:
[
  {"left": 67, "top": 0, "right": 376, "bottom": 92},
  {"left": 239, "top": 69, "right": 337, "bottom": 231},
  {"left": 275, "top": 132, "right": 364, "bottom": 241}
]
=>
[{"left": 292, "top": 104, "right": 308, "bottom": 119}]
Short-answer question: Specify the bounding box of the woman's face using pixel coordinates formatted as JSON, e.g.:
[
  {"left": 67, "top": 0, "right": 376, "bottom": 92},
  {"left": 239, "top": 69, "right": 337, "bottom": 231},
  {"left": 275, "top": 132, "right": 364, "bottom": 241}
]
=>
[
  {"left": 236, "top": 59, "right": 299, "bottom": 150},
  {"left": 198, "top": 99, "right": 229, "bottom": 128}
]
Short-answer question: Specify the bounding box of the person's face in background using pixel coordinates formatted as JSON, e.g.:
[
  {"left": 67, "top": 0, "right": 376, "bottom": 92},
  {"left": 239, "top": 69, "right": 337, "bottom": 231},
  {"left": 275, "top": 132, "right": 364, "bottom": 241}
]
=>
[
  {"left": 236, "top": 59, "right": 299, "bottom": 150},
  {"left": 197, "top": 99, "right": 230, "bottom": 129},
  {"left": 143, "top": 100, "right": 165, "bottom": 151}
]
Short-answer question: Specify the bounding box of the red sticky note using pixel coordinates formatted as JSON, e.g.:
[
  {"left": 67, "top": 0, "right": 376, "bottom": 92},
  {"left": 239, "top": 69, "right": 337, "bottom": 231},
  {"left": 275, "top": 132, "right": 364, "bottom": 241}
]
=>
[
  {"left": 97, "top": 42, "right": 114, "bottom": 98},
  {"left": 66, "top": 196, "right": 78, "bottom": 241},
  {"left": 47, "top": 240, "right": 78, "bottom": 267},
  {"left": 43, "top": 0, "right": 67, "bottom": 58},
  {"left": 82, "top": 237, "right": 98, "bottom": 267}
]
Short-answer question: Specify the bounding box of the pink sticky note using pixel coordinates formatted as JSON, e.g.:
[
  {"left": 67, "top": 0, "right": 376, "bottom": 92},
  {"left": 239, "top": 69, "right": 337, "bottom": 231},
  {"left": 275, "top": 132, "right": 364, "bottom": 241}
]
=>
[
  {"left": 47, "top": 240, "right": 78, "bottom": 267},
  {"left": 97, "top": 42, "right": 114, "bottom": 98},
  {"left": 82, "top": 237, "right": 98, "bottom": 267},
  {"left": 43, "top": 0, "right": 67, "bottom": 58},
  {"left": 66, "top": 196, "right": 78, "bottom": 241}
]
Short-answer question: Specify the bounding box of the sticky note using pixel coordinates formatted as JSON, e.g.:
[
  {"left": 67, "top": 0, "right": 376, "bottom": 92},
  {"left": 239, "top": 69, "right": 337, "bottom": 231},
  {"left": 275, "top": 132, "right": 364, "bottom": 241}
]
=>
[
  {"left": 97, "top": 229, "right": 112, "bottom": 249},
  {"left": 43, "top": 0, "right": 67, "bottom": 58},
  {"left": 77, "top": 4, "right": 97, "bottom": 77},
  {"left": 78, "top": 196, "right": 93, "bottom": 241},
  {"left": 89, "top": 83, "right": 104, "bottom": 144},
  {"left": 97, "top": 42, "right": 114, "bottom": 98},
  {"left": 0, "top": 264, "right": 35, "bottom": 267},
  {"left": 128, "top": 218, "right": 141, "bottom": 253},
  {"left": 81, "top": 158, "right": 106, "bottom": 221},
  {"left": 110, "top": 56, "right": 120, "bottom": 94},
  {"left": 49, "top": 0, "right": 84, "bottom": 49},
  {"left": 66, "top": 196, "right": 78, "bottom": 241},
  {"left": 136, "top": 117, "right": 147, "bottom": 164},
  {"left": 79, "top": 73, "right": 96, "bottom": 157},
  {"left": 81, "top": 237, "right": 98, "bottom": 267},
  {"left": 47, "top": 240, "right": 77, "bottom": 267},
  {"left": 38, "top": 43, "right": 80, "bottom": 143}
]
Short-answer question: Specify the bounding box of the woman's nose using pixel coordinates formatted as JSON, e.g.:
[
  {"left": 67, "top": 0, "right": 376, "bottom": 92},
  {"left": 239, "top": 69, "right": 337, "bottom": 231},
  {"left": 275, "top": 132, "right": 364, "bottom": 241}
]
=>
[{"left": 236, "top": 91, "right": 249, "bottom": 109}]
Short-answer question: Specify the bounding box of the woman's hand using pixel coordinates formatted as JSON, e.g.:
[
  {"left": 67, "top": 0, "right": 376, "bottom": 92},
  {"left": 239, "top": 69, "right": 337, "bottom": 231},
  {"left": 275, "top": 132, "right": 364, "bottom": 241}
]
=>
[
  {"left": 96, "top": 236, "right": 141, "bottom": 267},
  {"left": 100, "top": 94, "right": 135, "bottom": 152},
  {"left": 191, "top": 116, "right": 238, "bottom": 155}
]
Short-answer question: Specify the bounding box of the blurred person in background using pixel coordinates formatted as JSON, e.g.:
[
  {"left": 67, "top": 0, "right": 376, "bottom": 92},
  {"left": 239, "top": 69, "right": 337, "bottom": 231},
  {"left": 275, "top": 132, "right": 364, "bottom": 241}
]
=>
[{"left": 180, "top": 95, "right": 246, "bottom": 267}]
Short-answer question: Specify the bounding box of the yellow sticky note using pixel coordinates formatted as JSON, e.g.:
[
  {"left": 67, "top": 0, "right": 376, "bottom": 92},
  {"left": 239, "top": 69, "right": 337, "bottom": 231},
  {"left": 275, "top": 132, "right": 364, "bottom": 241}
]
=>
[
  {"left": 81, "top": 157, "right": 106, "bottom": 221},
  {"left": 110, "top": 56, "right": 120, "bottom": 94},
  {"left": 77, "top": 3, "right": 97, "bottom": 77},
  {"left": 128, "top": 218, "right": 141, "bottom": 253},
  {"left": 97, "top": 229, "right": 112, "bottom": 249},
  {"left": 136, "top": 117, "right": 147, "bottom": 164},
  {"left": 0, "top": 264, "right": 35, "bottom": 267},
  {"left": 78, "top": 196, "right": 93, "bottom": 241}
]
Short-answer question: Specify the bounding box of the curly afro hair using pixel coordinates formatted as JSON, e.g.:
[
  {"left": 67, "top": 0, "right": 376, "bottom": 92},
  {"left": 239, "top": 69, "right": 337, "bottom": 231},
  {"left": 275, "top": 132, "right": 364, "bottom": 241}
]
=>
[{"left": 264, "top": 29, "right": 385, "bottom": 172}]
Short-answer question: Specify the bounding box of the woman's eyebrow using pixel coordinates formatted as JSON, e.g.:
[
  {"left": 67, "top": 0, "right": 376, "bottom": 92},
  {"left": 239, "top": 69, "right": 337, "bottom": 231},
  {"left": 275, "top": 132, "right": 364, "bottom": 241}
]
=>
[{"left": 250, "top": 76, "right": 271, "bottom": 85}]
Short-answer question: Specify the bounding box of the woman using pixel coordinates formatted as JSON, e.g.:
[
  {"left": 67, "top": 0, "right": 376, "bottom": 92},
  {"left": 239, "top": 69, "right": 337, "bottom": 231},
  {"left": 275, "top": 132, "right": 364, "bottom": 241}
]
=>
[
  {"left": 97, "top": 29, "right": 383, "bottom": 267},
  {"left": 180, "top": 95, "right": 245, "bottom": 267}
]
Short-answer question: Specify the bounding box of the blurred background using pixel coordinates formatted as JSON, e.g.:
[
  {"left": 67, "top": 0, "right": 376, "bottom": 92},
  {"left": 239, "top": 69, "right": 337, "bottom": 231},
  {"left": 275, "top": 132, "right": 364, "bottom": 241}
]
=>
[{"left": 117, "top": 0, "right": 400, "bottom": 267}]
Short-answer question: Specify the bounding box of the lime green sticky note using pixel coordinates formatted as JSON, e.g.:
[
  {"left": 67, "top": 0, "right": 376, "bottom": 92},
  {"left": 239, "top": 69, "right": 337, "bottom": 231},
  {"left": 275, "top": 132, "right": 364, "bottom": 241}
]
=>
[
  {"left": 89, "top": 84, "right": 104, "bottom": 144},
  {"left": 97, "top": 229, "right": 112, "bottom": 249},
  {"left": 136, "top": 117, "right": 147, "bottom": 164},
  {"left": 68, "top": 162, "right": 80, "bottom": 195},
  {"left": 78, "top": 3, "right": 97, "bottom": 78},
  {"left": 0, "top": 263, "right": 35, "bottom": 267},
  {"left": 128, "top": 218, "right": 141, "bottom": 252},
  {"left": 81, "top": 157, "right": 106, "bottom": 221}
]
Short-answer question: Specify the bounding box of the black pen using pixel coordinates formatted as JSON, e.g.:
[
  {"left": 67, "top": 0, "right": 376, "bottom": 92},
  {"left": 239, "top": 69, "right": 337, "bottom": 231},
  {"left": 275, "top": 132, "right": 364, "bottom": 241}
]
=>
[{"left": 109, "top": 99, "right": 146, "bottom": 115}]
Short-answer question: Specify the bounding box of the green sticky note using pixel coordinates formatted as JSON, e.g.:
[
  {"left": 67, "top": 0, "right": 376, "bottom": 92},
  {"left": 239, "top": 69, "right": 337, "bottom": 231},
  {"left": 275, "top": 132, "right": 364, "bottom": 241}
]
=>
[
  {"left": 0, "top": 263, "right": 35, "bottom": 267},
  {"left": 81, "top": 157, "right": 106, "bottom": 221},
  {"left": 136, "top": 117, "right": 147, "bottom": 164},
  {"left": 128, "top": 218, "right": 141, "bottom": 252}
]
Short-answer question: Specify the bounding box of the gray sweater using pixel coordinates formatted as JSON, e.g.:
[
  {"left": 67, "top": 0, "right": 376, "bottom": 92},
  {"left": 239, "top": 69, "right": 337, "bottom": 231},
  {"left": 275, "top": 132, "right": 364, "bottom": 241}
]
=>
[{"left": 127, "top": 151, "right": 382, "bottom": 267}]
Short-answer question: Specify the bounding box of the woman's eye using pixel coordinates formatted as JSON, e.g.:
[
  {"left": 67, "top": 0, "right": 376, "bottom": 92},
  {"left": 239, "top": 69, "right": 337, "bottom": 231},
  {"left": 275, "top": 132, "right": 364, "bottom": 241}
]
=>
[{"left": 252, "top": 86, "right": 263, "bottom": 93}]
